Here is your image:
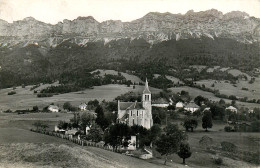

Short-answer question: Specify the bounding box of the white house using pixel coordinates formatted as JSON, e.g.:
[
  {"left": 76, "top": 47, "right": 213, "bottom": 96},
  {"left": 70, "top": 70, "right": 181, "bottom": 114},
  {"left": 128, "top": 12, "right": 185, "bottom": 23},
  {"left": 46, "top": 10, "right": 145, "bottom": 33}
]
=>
[
  {"left": 226, "top": 106, "right": 238, "bottom": 113},
  {"left": 184, "top": 101, "right": 199, "bottom": 113},
  {"left": 79, "top": 103, "right": 87, "bottom": 111},
  {"left": 152, "top": 98, "right": 169, "bottom": 108},
  {"left": 176, "top": 102, "right": 184, "bottom": 109},
  {"left": 86, "top": 126, "right": 91, "bottom": 135},
  {"left": 48, "top": 105, "right": 59, "bottom": 112}
]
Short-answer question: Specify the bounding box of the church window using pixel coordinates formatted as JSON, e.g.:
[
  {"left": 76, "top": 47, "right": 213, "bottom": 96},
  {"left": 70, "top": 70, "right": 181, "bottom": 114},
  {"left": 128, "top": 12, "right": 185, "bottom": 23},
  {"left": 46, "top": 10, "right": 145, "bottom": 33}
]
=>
[
  {"left": 130, "top": 111, "right": 132, "bottom": 116},
  {"left": 133, "top": 119, "right": 135, "bottom": 125},
  {"left": 137, "top": 111, "right": 139, "bottom": 116}
]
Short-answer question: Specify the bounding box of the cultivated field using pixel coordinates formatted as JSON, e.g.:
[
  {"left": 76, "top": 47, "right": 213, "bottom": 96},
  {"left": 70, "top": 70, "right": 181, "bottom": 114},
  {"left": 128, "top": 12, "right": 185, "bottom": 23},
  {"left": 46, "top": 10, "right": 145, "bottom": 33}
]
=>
[
  {"left": 196, "top": 77, "right": 260, "bottom": 100},
  {"left": 169, "top": 86, "right": 260, "bottom": 109},
  {"left": 0, "top": 112, "right": 258, "bottom": 168},
  {"left": 0, "top": 84, "right": 161, "bottom": 111},
  {"left": 0, "top": 112, "right": 178, "bottom": 168}
]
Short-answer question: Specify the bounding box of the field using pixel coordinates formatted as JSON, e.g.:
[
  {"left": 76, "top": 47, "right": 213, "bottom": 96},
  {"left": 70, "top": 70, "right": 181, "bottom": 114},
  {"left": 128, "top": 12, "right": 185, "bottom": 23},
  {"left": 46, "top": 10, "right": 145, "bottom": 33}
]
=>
[
  {"left": 0, "top": 112, "right": 259, "bottom": 168},
  {"left": 0, "top": 84, "right": 161, "bottom": 111},
  {"left": 195, "top": 77, "right": 260, "bottom": 100},
  {"left": 0, "top": 112, "right": 180, "bottom": 168},
  {"left": 91, "top": 69, "right": 143, "bottom": 84},
  {"left": 169, "top": 86, "right": 260, "bottom": 109}
]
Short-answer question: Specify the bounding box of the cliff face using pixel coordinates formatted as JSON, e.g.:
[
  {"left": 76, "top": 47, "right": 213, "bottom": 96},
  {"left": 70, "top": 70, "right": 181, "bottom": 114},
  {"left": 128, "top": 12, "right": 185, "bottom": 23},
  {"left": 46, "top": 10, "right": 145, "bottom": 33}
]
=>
[{"left": 0, "top": 9, "right": 259, "bottom": 47}]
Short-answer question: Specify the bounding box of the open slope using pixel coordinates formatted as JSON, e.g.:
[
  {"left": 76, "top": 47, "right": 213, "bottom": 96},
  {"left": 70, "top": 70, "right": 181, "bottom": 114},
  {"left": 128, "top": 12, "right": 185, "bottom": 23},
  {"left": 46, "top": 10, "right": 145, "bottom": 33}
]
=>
[{"left": 0, "top": 84, "right": 161, "bottom": 111}]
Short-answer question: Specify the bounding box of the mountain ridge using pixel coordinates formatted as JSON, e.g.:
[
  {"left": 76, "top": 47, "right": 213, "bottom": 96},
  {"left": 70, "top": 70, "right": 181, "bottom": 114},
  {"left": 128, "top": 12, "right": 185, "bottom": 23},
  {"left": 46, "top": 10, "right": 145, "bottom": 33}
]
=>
[{"left": 0, "top": 9, "right": 260, "bottom": 46}]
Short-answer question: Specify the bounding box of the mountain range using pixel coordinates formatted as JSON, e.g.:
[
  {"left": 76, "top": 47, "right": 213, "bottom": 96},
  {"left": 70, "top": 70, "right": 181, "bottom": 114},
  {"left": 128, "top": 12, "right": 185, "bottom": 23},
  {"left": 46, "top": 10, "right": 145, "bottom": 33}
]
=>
[
  {"left": 0, "top": 9, "right": 260, "bottom": 88},
  {"left": 0, "top": 9, "right": 260, "bottom": 47}
]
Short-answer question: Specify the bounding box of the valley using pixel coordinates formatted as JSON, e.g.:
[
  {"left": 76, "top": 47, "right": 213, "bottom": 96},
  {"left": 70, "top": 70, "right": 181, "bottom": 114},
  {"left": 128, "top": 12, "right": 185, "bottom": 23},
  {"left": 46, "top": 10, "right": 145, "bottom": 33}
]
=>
[{"left": 0, "top": 7, "right": 260, "bottom": 168}]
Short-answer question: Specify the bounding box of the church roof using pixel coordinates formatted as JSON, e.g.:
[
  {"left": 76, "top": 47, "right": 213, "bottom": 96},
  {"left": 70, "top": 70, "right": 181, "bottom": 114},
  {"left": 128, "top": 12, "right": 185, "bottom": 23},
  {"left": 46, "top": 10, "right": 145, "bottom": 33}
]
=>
[
  {"left": 143, "top": 78, "right": 151, "bottom": 94},
  {"left": 119, "top": 102, "right": 144, "bottom": 110}
]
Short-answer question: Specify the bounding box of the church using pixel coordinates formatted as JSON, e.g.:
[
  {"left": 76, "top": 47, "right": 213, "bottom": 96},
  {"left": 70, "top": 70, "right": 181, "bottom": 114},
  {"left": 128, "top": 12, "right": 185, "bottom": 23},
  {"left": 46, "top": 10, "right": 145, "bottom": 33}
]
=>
[{"left": 117, "top": 79, "right": 153, "bottom": 129}]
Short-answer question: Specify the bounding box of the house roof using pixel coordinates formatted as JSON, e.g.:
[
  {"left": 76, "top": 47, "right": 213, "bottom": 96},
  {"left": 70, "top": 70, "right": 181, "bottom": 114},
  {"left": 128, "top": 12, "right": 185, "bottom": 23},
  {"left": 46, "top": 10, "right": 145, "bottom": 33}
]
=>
[
  {"left": 48, "top": 105, "right": 59, "bottom": 109},
  {"left": 66, "top": 129, "right": 78, "bottom": 135},
  {"left": 185, "top": 102, "right": 199, "bottom": 108},
  {"left": 203, "top": 107, "right": 211, "bottom": 111},
  {"left": 176, "top": 102, "right": 184, "bottom": 105},
  {"left": 79, "top": 103, "right": 87, "bottom": 107},
  {"left": 226, "top": 106, "right": 237, "bottom": 110},
  {"left": 152, "top": 98, "right": 169, "bottom": 104}
]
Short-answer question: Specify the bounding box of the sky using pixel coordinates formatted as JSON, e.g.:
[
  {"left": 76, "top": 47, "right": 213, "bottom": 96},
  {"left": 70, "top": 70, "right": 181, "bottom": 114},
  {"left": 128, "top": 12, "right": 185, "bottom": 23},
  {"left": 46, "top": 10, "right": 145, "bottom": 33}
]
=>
[{"left": 0, "top": 0, "right": 259, "bottom": 24}]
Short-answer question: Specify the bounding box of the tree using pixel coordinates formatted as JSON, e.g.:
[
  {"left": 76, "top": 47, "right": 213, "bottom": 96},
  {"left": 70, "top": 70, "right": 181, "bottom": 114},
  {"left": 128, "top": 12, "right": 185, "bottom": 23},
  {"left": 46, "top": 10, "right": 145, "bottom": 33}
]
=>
[
  {"left": 178, "top": 142, "right": 192, "bottom": 164},
  {"left": 155, "top": 124, "right": 187, "bottom": 165},
  {"left": 32, "top": 106, "right": 39, "bottom": 112},
  {"left": 202, "top": 111, "right": 213, "bottom": 131},
  {"left": 183, "top": 117, "right": 198, "bottom": 132},
  {"left": 130, "top": 125, "right": 150, "bottom": 147},
  {"left": 41, "top": 123, "right": 49, "bottom": 131},
  {"left": 104, "top": 123, "right": 130, "bottom": 151},
  {"left": 194, "top": 95, "right": 207, "bottom": 106},
  {"left": 87, "top": 99, "right": 99, "bottom": 109},
  {"left": 80, "top": 112, "right": 95, "bottom": 134},
  {"left": 219, "top": 99, "right": 226, "bottom": 105},
  {"left": 88, "top": 123, "right": 103, "bottom": 142},
  {"left": 95, "top": 105, "right": 109, "bottom": 130},
  {"left": 149, "top": 124, "right": 161, "bottom": 145},
  {"left": 231, "top": 100, "right": 236, "bottom": 107},
  {"left": 70, "top": 112, "right": 80, "bottom": 128},
  {"left": 63, "top": 102, "right": 72, "bottom": 111},
  {"left": 32, "top": 121, "right": 42, "bottom": 130},
  {"left": 58, "top": 120, "right": 69, "bottom": 130}
]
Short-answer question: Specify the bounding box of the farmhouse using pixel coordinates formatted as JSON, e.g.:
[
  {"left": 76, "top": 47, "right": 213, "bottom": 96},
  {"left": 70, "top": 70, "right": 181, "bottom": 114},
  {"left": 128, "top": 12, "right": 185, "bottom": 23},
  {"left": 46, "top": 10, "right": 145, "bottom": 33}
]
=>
[
  {"left": 118, "top": 79, "right": 153, "bottom": 129},
  {"left": 79, "top": 103, "right": 87, "bottom": 111},
  {"left": 184, "top": 101, "right": 199, "bottom": 113},
  {"left": 48, "top": 105, "right": 59, "bottom": 112},
  {"left": 152, "top": 98, "right": 170, "bottom": 108},
  {"left": 176, "top": 101, "right": 185, "bottom": 109},
  {"left": 226, "top": 106, "right": 238, "bottom": 113}
]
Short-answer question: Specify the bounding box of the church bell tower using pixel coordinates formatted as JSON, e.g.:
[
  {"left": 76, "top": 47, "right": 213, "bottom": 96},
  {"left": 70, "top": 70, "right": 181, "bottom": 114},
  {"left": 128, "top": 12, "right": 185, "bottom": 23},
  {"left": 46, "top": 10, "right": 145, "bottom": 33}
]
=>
[{"left": 142, "top": 78, "right": 151, "bottom": 109}]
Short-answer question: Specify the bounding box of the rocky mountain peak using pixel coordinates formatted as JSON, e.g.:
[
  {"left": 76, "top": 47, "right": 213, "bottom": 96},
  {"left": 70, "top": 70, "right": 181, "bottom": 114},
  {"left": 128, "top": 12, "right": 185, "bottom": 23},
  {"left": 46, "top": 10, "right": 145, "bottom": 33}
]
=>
[
  {"left": 0, "top": 9, "right": 259, "bottom": 46},
  {"left": 223, "top": 11, "right": 250, "bottom": 20},
  {"left": 23, "top": 17, "right": 37, "bottom": 22},
  {"left": 185, "top": 9, "right": 223, "bottom": 18}
]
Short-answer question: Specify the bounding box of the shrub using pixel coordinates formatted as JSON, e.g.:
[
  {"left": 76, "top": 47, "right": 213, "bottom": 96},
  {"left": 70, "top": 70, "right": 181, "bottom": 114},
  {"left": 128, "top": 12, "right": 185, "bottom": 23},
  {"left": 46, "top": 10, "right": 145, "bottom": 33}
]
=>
[
  {"left": 221, "top": 141, "right": 237, "bottom": 152},
  {"left": 251, "top": 121, "right": 260, "bottom": 132},
  {"left": 224, "top": 126, "right": 233, "bottom": 132},
  {"left": 37, "top": 93, "right": 53, "bottom": 97},
  {"left": 214, "top": 157, "right": 223, "bottom": 165},
  {"left": 7, "top": 91, "right": 16, "bottom": 95},
  {"left": 4, "top": 109, "right": 12, "bottom": 113},
  {"left": 199, "top": 136, "right": 213, "bottom": 149}
]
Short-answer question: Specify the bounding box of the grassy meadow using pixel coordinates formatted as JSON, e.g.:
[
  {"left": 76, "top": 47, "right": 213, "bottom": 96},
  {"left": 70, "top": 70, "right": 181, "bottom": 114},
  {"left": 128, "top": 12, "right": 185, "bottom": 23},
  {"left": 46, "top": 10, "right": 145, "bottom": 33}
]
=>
[{"left": 0, "top": 84, "right": 161, "bottom": 111}]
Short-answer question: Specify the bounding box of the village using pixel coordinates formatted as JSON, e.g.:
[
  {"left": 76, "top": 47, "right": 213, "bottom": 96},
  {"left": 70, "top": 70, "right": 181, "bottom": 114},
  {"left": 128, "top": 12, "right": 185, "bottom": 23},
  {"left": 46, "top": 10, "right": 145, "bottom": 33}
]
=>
[
  {"left": 0, "top": 1, "right": 260, "bottom": 167},
  {"left": 22, "top": 79, "right": 259, "bottom": 167}
]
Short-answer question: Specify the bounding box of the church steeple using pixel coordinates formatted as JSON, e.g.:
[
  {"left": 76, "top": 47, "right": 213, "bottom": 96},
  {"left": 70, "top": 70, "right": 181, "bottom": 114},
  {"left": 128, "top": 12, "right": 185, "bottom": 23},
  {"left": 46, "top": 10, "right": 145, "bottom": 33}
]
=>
[{"left": 143, "top": 78, "right": 151, "bottom": 94}]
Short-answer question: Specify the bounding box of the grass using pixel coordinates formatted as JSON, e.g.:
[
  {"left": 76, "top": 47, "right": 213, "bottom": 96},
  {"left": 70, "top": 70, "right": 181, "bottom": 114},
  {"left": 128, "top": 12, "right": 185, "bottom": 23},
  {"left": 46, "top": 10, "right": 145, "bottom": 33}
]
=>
[
  {"left": 169, "top": 86, "right": 260, "bottom": 109},
  {"left": 0, "top": 111, "right": 259, "bottom": 167},
  {"left": 0, "top": 113, "right": 170, "bottom": 168},
  {"left": 91, "top": 69, "right": 143, "bottom": 83},
  {"left": 153, "top": 119, "right": 260, "bottom": 167},
  {"left": 195, "top": 77, "right": 260, "bottom": 100},
  {"left": 0, "top": 84, "right": 161, "bottom": 111}
]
